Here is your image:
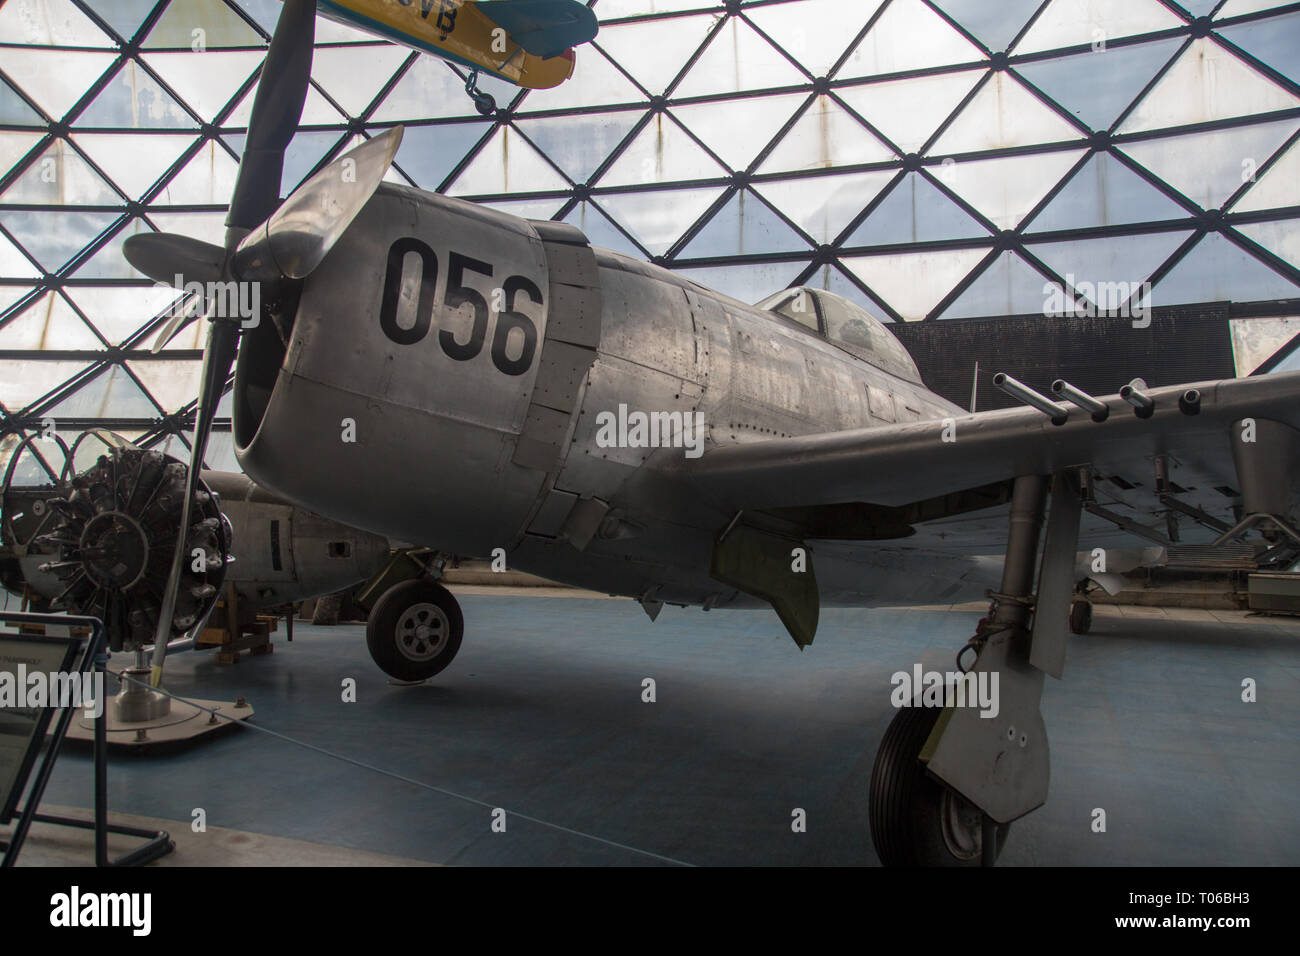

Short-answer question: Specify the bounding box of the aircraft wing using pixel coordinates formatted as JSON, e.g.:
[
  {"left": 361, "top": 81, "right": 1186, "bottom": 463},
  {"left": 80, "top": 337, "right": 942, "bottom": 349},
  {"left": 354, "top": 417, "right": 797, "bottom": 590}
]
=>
[
  {"left": 674, "top": 372, "right": 1300, "bottom": 540},
  {"left": 472, "top": 0, "right": 599, "bottom": 59}
]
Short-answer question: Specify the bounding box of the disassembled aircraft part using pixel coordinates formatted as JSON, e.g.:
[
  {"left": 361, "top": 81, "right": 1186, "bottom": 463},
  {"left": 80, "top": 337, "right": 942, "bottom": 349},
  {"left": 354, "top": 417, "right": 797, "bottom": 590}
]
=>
[
  {"left": 993, "top": 373, "right": 1069, "bottom": 425},
  {"left": 1153, "top": 454, "right": 1170, "bottom": 494},
  {"left": 1050, "top": 379, "right": 1108, "bottom": 422},
  {"left": 32, "top": 444, "right": 230, "bottom": 652},
  {"left": 1150, "top": 455, "right": 1212, "bottom": 542},
  {"left": 1085, "top": 500, "right": 1171, "bottom": 546},
  {"left": 365, "top": 578, "right": 464, "bottom": 682},
  {"left": 1120, "top": 378, "right": 1155, "bottom": 418},
  {"left": 1213, "top": 512, "right": 1300, "bottom": 548},
  {"left": 1068, "top": 598, "right": 1093, "bottom": 635},
  {"left": 1157, "top": 493, "right": 1233, "bottom": 536},
  {"left": 5, "top": 450, "right": 389, "bottom": 621}
]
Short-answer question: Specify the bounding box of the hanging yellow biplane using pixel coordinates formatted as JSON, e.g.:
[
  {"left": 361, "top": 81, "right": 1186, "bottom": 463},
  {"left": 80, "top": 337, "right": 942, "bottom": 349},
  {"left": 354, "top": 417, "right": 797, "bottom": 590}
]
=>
[{"left": 311, "top": 0, "right": 599, "bottom": 112}]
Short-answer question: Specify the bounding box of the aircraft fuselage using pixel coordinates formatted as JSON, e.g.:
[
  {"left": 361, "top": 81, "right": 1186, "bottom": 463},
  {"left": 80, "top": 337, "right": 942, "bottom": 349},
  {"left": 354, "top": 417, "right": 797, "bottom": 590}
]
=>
[{"left": 233, "top": 183, "right": 996, "bottom": 612}]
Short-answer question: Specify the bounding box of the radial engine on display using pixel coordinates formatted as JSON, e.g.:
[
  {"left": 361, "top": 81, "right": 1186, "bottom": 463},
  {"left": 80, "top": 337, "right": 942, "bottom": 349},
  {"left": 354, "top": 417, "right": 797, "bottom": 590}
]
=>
[{"left": 2, "top": 434, "right": 229, "bottom": 652}]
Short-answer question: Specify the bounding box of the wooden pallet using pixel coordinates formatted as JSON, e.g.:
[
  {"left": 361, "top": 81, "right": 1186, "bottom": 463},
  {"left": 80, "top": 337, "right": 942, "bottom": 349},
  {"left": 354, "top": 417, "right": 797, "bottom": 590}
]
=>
[{"left": 197, "top": 582, "right": 287, "bottom": 664}]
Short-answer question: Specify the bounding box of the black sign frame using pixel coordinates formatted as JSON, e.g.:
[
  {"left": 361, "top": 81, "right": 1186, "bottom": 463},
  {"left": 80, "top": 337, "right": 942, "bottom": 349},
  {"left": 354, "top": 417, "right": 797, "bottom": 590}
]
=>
[
  {"left": 0, "top": 625, "right": 85, "bottom": 823},
  {"left": 0, "top": 612, "right": 173, "bottom": 867}
]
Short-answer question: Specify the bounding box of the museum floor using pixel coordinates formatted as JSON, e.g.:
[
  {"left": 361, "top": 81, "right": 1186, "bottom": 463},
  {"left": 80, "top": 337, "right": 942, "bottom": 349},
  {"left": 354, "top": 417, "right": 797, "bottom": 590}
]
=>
[{"left": 11, "top": 590, "right": 1299, "bottom": 866}]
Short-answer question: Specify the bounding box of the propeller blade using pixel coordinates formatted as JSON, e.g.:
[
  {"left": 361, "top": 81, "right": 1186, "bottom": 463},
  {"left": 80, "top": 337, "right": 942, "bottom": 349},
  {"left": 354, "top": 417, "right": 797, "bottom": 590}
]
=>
[
  {"left": 149, "top": 318, "right": 241, "bottom": 684},
  {"left": 232, "top": 126, "right": 404, "bottom": 281},
  {"left": 144, "top": 0, "right": 318, "bottom": 686},
  {"left": 226, "top": 0, "right": 318, "bottom": 239},
  {"left": 151, "top": 295, "right": 214, "bottom": 354},
  {"left": 122, "top": 233, "right": 225, "bottom": 288}
]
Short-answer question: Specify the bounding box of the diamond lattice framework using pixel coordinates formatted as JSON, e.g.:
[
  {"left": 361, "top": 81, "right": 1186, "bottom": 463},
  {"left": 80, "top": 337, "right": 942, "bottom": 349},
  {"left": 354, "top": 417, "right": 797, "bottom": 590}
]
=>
[{"left": 0, "top": 0, "right": 1298, "bottom": 463}]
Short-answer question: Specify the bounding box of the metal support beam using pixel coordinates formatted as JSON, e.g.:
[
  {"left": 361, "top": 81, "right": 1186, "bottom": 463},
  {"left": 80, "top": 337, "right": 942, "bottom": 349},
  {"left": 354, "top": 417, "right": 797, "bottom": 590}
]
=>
[
  {"left": 1159, "top": 493, "right": 1233, "bottom": 534},
  {"left": 1084, "top": 501, "right": 1172, "bottom": 545},
  {"left": 1213, "top": 512, "right": 1300, "bottom": 547}
]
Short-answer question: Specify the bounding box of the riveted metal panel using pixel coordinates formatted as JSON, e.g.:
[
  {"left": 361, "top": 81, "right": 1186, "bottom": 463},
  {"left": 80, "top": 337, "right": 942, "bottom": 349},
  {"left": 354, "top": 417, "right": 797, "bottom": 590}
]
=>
[
  {"left": 527, "top": 487, "right": 578, "bottom": 537},
  {"left": 557, "top": 355, "right": 706, "bottom": 500},
  {"left": 511, "top": 225, "right": 603, "bottom": 476},
  {"left": 513, "top": 404, "right": 572, "bottom": 471},
  {"left": 527, "top": 219, "right": 590, "bottom": 247},
  {"left": 538, "top": 240, "right": 600, "bottom": 288},
  {"left": 547, "top": 282, "right": 602, "bottom": 348},
  {"left": 559, "top": 496, "right": 610, "bottom": 550},
  {"left": 533, "top": 339, "right": 597, "bottom": 413}
]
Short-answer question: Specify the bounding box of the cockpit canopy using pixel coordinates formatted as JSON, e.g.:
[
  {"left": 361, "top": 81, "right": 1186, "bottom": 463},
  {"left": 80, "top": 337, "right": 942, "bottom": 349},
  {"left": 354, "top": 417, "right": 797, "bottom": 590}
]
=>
[{"left": 755, "top": 287, "right": 922, "bottom": 385}]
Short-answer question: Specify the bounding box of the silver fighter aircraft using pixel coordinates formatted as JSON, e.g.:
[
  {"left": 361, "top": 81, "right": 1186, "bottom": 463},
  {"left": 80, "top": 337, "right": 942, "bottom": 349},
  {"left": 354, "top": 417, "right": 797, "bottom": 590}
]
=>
[{"left": 119, "top": 0, "right": 1300, "bottom": 865}]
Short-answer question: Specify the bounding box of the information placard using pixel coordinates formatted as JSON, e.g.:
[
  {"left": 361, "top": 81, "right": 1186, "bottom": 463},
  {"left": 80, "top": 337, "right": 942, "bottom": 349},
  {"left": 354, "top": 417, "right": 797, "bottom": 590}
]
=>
[{"left": 0, "top": 633, "right": 83, "bottom": 823}]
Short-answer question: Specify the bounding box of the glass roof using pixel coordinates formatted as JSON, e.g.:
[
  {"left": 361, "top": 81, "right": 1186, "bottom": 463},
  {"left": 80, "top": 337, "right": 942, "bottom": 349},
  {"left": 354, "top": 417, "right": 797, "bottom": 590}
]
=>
[{"left": 2, "top": 0, "right": 1299, "bottom": 468}]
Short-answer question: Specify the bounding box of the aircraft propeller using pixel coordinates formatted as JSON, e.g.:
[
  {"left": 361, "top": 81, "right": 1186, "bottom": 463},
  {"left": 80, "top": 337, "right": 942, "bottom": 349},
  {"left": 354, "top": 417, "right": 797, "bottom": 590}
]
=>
[{"left": 121, "top": 0, "right": 402, "bottom": 684}]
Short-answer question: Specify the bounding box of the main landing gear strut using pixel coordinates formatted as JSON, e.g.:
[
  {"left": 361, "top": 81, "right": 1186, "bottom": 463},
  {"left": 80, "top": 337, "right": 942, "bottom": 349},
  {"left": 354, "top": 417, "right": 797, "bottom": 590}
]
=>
[{"left": 869, "top": 471, "right": 1083, "bottom": 866}]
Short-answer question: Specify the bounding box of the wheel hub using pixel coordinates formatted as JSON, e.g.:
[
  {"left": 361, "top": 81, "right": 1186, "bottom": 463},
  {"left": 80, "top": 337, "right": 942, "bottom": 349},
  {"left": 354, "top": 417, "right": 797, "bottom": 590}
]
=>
[
  {"left": 395, "top": 602, "right": 449, "bottom": 661},
  {"left": 940, "top": 788, "right": 985, "bottom": 861}
]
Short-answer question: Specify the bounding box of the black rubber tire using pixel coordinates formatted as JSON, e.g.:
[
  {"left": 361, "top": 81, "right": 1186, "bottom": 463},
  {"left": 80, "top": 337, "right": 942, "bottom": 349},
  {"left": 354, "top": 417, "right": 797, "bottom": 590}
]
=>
[
  {"left": 365, "top": 579, "right": 463, "bottom": 681},
  {"left": 1069, "top": 599, "right": 1093, "bottom": 635},
  {"left": 869, "top": 704, "right": 1010, "bottom": 866}
]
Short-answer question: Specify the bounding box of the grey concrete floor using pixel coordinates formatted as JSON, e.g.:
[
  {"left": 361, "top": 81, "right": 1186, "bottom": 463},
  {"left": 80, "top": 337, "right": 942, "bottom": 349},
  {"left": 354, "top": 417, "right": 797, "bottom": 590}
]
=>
[{"left": 22, "top": 593, "right": 1300, "bottom": 866}]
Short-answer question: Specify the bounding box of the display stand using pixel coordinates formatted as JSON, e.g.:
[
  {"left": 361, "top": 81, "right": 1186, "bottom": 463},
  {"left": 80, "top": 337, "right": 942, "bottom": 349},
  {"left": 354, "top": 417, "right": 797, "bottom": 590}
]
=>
[{"left": 0, "top": 611, "right": 173, "bottom": 867}]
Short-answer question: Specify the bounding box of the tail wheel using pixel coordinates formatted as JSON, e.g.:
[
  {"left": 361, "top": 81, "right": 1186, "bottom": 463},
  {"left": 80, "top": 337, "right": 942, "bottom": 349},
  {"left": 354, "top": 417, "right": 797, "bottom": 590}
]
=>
[
  {"left": 366, "top": 578, "right": 463, "bottom": 681},
  {"left": 869, "top": 704, "right": 1010, "bottom": 866}
]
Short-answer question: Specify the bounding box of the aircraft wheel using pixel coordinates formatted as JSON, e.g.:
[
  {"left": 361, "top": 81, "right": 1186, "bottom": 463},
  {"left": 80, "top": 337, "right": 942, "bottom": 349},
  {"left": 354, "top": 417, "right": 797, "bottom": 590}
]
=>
[
  {"left": 868, "top": 703, "right": 1010, "bottom": 866},
  {"left": 1069, "top": 598, "right": 1093, "bottom": 635},
  {"left": 366, "top": 578, "right": 463, "bottom": 681},
  {"left": 473, "top": 92, "right": 496, "bottom": 116}
]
